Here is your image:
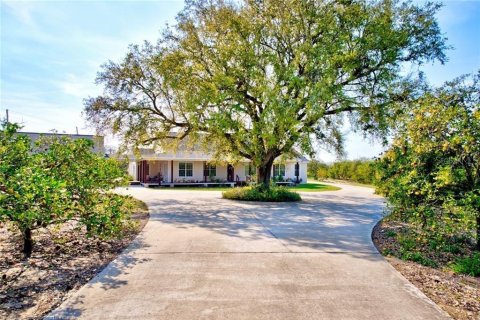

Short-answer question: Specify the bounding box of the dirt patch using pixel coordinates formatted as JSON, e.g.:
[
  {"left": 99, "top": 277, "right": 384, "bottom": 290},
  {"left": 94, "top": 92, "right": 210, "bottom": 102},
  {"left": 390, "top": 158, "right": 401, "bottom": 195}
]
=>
[
  {"left": 0, "top": 201, "right": 149, "bottom": 320},
  {"left": 373, "top": 220, "right": 480, "bottom": 320}
]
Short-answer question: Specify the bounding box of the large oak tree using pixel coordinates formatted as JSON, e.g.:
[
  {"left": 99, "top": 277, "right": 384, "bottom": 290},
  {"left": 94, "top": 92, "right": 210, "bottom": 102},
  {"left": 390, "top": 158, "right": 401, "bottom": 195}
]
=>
[{"left": 85, "top": 0, "right": 447, "bottom": 186}]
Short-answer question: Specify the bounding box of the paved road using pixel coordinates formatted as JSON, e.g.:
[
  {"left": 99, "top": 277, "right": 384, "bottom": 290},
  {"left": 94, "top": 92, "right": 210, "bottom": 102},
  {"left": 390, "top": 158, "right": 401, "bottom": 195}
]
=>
[{"left": 48, "top": 183, "right": 450, "bottom": 319}]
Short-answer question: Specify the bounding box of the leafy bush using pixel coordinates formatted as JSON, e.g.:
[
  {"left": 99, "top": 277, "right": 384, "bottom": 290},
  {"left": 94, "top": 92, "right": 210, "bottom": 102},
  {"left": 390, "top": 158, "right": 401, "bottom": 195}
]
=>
[
  {"left": 386, "top": 230, "right": 397, "bottom": 237},
  {"left": 450, "top": 253, "right": 480, "bottom": 277},
  {"left": 401, "top": 251, "right": 438, "bottom": 268},
  {"left": 398, "top": 234, "right": 416, "bottom": 252},
  {"left": 376, "top": 73, "right": 480, "bottom": 251},
  {"left": 0, "top": 122, "right": 133, "bottom": 257},
  {"left": 222, "top": 186, "right": 301, "bottom": 202},
  {"left": 395, "top": 232, "right": 438, "bottom": 267},
  {"left": 307, "top": 160, "right": 328, "bottom": 179},
  {"left": 383, "top": 248, "right": 395, "bottom": 256}
]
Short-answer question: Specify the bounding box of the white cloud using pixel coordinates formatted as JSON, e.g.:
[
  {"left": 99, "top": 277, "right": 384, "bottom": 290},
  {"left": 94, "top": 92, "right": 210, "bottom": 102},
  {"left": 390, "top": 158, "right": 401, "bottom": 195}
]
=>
[
  {"left": 2, "top": 1, "right": 36, "bottom": 27},
  {"left": 2, "top": 1, "right": 59, "bottom": 44},
  {"left": 58, "top": 73, "right": 100, "bottom": 98}
]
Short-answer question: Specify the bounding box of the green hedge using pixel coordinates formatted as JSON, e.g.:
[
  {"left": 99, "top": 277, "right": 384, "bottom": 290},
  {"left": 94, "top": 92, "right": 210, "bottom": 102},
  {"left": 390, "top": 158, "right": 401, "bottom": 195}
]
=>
[
  {"left": 222, "top": 186, "right": 301, "bottom": 202},
  {"left": 308, "top": 159, "right": 377, "bottom": 185}
]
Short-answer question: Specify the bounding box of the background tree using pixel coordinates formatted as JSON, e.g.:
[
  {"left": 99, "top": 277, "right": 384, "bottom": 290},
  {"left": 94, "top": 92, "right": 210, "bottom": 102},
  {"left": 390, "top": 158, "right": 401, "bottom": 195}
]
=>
[
  {"left": 85, "top": 0, "right": 447, "bottom": 187},
  {"left": 307, "top": 159, "right": 327, "bottom": 179},
  {"left": 377, "top": 72, "right": 480, "bottom": 250},
  {"left": 0, "top": 123, "right": 133, "bottom": 257},
  {"left": 322, "top": 159, "right": 377, "bottom": 184}
]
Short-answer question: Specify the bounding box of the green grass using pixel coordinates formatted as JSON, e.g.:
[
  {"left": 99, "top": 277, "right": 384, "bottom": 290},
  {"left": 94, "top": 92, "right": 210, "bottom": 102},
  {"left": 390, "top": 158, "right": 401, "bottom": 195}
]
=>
[
  {"left": 450, "top": 253, "right": 480, "bottom": 277},
  {"left": 287, "top": 182, "right": 340, "bottom": 192}
]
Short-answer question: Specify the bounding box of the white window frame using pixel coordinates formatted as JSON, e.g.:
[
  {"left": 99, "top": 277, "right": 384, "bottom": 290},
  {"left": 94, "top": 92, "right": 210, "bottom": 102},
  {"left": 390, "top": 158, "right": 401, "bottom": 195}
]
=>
[
  {"left": 204, "top": 164, "right": 216, "bottom": 177},
  {"left": 179, "top": 162, "right": 193, "bottom": 177},
  {"left": 273, "top": 164, "right": 286, "bottom": 177},
  {"left": 245, "top": 163, "right": 256, "bottom": 176}
]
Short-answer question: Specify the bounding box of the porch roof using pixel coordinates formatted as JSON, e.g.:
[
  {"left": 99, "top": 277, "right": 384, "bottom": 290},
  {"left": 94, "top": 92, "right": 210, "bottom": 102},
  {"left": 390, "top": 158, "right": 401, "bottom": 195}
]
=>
[
  {"left": 136, "top": 157, "right": 308, "bottom": 163},
  {"left": 130, "top": 148, "right": 309, "bottom": 163}
]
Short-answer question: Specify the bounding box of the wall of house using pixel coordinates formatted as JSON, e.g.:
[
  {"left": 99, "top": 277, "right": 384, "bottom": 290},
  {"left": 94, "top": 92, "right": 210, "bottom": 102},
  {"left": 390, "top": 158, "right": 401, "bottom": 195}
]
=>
[
  {"left": 128, "top": 161, "right": 137, "bottom": 180},
  {"left": 274, "top": 161, "right": 308, "bottom": 184},
  {"left": 215, "top": 164, "right": 228, "bottom": 181},
  {"left": 235, "top": 162, "right": 248, "bottom": 181},
  {"left": 170, "top": 161, "right": 203, "bottom": 182},
  {"left": 168, "top": 161, "right": 249, "bottom": 182},
  {"left": 128, "top": 160, "right": 308, "bottom": 183},
  {"left": 284, "top": 162, "right": 295, "bottom": 180},
  {"left": 300, "top": 162, "right": 308, "bottom": 183}
]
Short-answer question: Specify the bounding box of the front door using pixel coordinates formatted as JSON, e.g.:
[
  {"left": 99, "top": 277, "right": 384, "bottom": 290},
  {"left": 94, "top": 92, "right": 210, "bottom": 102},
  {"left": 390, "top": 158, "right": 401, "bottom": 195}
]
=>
[{"left": 227, "top": 164, "right": 234, "bottom": 182}]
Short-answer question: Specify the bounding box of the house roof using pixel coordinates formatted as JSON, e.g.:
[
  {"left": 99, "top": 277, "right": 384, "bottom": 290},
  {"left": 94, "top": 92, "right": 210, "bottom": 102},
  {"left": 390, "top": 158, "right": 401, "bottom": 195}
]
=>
[
  {"left": 18, "top": 132, "right": 105, "bottom": 153},
  {"left": 131, "top": 148, "right": 309, "bottom": 163},
  {"left": 18, "top": 131, "right": 99, "bottom": 138}
]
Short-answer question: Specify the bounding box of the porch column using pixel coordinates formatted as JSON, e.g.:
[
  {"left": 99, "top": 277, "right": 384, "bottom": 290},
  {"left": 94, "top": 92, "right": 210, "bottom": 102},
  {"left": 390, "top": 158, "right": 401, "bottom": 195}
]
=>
[
  {"left": 295, "top": 162, "right": 300, "bottom": 183},
  {"left": 171, "top": 160, "right": 174, "bottom": 183},
  {"left": 131, "top": 162, "right": 137, "bottom": 181},
  {"left": 203, "top": 161, "right": 207, "bottom": 182},
  {"left": 138, "top": 160, "right": 143, "bottom": 183}
]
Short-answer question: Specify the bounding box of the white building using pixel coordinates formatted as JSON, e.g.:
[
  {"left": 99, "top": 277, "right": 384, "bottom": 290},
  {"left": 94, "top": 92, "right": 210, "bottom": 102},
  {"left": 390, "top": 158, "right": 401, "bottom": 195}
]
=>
[
  {"left": 19, "top": 132, "right": 105, "bottom": 154},
  {"left": 127, "top": 147, "right": 309, "bottom": 187}
]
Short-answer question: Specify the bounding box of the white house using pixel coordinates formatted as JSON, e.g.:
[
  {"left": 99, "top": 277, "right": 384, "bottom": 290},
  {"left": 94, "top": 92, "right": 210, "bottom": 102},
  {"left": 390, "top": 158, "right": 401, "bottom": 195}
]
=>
[{"left": 127, "top": 147, "right": 309, "bottom": 187}]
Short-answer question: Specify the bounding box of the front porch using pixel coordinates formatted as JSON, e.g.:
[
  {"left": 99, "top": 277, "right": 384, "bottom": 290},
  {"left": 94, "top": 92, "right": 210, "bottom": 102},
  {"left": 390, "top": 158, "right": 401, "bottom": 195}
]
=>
[
  {"left": 128, "top": 159, "right": 308, "bottom": 187},
  {"left": 129, "top": 160, "right": 246, "bottom": 187},
  {"left": 162, "top": 182, "right": 236, "bottom": 188}
]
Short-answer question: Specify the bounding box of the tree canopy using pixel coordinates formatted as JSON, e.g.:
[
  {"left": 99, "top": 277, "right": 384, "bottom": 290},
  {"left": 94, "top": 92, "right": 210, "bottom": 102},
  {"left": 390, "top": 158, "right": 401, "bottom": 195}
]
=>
[
  {"left": 85, "top": 0, "right": 447, "bottom": 186},
  {"left": 0, "top": 123, "right": 133, "bottom": 257},
  {"left": 377, "top": 72, "right": 480, "bottom": 250}
]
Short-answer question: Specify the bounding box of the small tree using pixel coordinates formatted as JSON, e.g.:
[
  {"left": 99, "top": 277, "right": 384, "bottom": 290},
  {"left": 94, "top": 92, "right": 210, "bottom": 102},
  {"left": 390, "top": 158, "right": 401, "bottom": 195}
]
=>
[
  {"left": 308, "top": 159, "right": 327, "bottom": 180},
  {"left": 85, "top": 0, "right": 447, "bottom": 188},
  {"left": 316, "top": 166, "right": 329, "bottom": 181},
  {"left": 377, "top": 72, "right": 480, "bottom": 250},
  {"left": 0, "top": 123, "right": 132, "bottom": 257}
]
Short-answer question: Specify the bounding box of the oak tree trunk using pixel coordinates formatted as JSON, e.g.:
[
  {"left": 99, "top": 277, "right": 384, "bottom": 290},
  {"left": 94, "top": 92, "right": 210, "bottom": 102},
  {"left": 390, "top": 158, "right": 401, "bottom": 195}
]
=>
[
  {"left": 23, "top": 228, "right": 33, "bottom": 258},
  {"left": 257, "top": 157, "right": 274, "bottom": 189}
]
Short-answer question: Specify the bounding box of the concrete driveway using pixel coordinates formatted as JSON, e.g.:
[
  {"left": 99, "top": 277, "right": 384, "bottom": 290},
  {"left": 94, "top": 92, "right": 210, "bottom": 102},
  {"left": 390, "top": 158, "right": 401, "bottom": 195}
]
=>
[{"left": 48, "top": 183, "right": 450, "bottom": 319}]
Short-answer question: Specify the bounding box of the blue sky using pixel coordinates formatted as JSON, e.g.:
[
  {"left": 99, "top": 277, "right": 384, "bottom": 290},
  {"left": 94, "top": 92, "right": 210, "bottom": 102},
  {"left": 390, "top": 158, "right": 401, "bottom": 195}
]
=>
[{"left": 1, "top": 0, "right": 479, "bottom": 161}]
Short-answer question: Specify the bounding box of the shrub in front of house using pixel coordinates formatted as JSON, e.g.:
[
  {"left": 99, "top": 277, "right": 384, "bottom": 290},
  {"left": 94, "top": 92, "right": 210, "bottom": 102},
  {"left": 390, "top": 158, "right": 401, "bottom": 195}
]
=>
[{"left": 222, "top": 186, "right": 301, "bottom": 202}]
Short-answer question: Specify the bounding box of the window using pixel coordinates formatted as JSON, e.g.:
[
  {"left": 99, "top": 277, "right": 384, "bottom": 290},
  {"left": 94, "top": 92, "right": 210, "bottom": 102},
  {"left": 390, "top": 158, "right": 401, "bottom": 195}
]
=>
[
  {"left": 179, "top": 162, "right": 193, "bottom": 177},
  {"left": 204, "top": 163, "right": 216, "bottom": 177},
  {"left": 245, "top": 163, "right": 256, "bottom": 176},
  {"left": 273, "top": 164, "right": 285, "bottom": 177}
]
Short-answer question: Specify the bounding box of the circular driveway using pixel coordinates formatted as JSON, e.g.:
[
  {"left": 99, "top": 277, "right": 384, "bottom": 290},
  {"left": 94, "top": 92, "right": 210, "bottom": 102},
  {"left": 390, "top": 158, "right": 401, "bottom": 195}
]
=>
[{"left": 48, "top": 183, "right": 450, "bottom": 319}]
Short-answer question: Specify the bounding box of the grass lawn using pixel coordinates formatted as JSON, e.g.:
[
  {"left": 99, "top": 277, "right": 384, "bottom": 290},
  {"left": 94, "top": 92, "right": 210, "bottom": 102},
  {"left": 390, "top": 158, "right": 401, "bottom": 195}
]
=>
[
  {"left": 148, "top": 182, "right": 340, "bottom": 192},
  {"left": 288, "top": 182, "right": 340, "bottom": 192}
]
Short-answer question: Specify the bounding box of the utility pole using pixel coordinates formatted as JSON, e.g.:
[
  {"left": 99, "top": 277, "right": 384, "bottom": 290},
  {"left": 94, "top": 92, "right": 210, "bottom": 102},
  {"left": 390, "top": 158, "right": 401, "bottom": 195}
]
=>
[
  {"left": 76, "top": 126, "right": 79, "bottom": 135},
  {"left": 6, "top": 109, "right": 9, "bottom": 123}
]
